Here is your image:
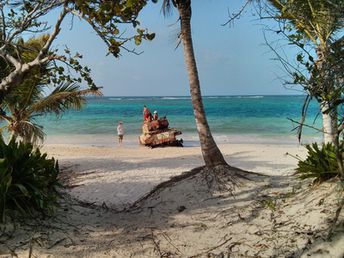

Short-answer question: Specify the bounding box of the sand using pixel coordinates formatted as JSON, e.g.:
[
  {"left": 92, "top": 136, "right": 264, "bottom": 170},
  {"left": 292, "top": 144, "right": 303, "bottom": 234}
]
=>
[
  {"left": 1, "top": 138, "right": 343, "bottom": 257},
  {"left": 41, "top": 140, "right": 308, "bottom": 210}
]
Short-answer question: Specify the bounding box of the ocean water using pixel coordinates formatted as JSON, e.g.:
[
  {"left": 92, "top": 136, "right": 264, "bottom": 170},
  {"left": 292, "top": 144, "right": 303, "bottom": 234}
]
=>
[{"left": 36, "top": 95, "right": 323, "bottom": 145}]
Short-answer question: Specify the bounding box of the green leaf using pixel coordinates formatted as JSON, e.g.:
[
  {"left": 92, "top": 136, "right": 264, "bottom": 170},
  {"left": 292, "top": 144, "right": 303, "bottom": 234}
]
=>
[
  {"left": 295, "top": 142, "right": 341, "bottom": 183},
  {"left": 14, "top": 184, "right": 30, "bottom": 197}
]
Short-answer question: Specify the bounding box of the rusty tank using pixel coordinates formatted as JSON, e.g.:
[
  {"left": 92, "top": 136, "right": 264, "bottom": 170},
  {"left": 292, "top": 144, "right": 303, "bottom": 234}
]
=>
[{"left": 139, "top": 117, "right": 183, "bottom": 147}]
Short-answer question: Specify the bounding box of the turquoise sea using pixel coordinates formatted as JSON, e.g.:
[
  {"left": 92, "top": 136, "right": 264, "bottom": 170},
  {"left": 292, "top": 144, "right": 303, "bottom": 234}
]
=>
[{"left": 37, "top": 95, "right": 323, "bottom": 145}]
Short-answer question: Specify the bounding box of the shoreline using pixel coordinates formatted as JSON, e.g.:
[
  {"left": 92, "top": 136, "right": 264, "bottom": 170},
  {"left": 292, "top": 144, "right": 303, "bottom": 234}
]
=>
[{"left": 43, "top": 132, "right": 322, "bottom": 147}]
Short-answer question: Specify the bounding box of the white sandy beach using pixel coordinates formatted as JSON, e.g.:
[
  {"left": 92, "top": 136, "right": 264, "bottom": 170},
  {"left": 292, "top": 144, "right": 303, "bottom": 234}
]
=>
[
  {"left": 3, "top": 136, "right": 343, "bottom": 258},
  {"left": 42, "top": 135, "right": 307, "bottom": 210}
]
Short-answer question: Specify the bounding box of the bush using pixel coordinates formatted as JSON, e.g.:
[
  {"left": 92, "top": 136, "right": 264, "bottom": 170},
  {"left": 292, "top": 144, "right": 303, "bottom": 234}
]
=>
[
  {"left": 0, "top": 137, "right": 59, "bottom": 222},
  {"left": 295, "top": 142, "right": 341, "bottom": 183}
]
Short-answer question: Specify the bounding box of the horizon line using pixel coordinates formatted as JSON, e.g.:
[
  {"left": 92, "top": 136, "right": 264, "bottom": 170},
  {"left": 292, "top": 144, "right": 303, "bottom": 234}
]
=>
[{"left": 94, "top": 93, "right": 306, "bottom": 97}]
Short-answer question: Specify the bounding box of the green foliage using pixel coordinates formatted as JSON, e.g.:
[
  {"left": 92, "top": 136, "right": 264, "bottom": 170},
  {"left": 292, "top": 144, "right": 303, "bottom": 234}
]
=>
[
  {"left": 0, "top": 35, "right": 98, "bottom": 90},
  {"left": 268, "top": 0, "right": 344, "bottom": 43},
  {"left": 266, "top": 0, "right": 344, "bottom": 181},
  {"left": 0, "top": 36, "right": 100, "bottom": 144},
  {"left": 1, "top": 0, "right": 156, "bottom": 93},
  {"left": 0, "top": 137, "right": 60, "bottom": 222},
  {"left": 0, "top": 79, "right": 98, "bottom": 144},
  {"left": 295, "top": 142, "right": 341, "bottom": 183},
  {"left": 71, "top": 0, "right": 155, "bottom": 57}
]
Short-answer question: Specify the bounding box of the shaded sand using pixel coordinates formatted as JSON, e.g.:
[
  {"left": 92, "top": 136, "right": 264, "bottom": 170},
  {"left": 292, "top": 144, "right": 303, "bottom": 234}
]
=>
[
  {"left": 1, "top": 142, "right": 343, "bottom": 257},
  {"left": 42, "top": 143, "right": 305, "bottom": 209}
]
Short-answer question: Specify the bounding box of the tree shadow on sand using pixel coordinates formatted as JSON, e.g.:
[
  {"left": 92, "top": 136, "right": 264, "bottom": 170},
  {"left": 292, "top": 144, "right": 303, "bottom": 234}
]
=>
[
  {"left": 56, "top": 152, "right": 294, "bottom": 210},
  {"left": 2, "top": 164, "right": 343, "bottom": 257}
]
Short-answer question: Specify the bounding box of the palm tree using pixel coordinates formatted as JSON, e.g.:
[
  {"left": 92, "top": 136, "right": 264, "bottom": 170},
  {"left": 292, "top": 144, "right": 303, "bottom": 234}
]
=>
[
  {"left": 161, "top": 0, "right": 231, "bottom": 171},
  {"left": 267, "top": 0, "right": 344, "bottom": 177},
  {"left": 0, "top": 36, "right": 100, "bottom": 144},
  {"left": 0, "top": 80, "right": 99, "bottom": 144},
  {"left": 267, "top": 0, "right": 344, "bottom": 145}
]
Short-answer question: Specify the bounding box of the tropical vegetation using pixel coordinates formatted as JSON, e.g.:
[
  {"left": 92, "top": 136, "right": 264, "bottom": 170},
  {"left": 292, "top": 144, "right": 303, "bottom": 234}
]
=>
[
  {"left": 294, "top": 142, "right": 343, "bottom": 183},
  {"left": 265, "top": 0, "right": 344, "bottom": 178},
  {"left": 0, "top": 36, "right": 100, "bottom": 144},
  {"left": 0, "top": 0, "right": 154, "bottom": 105},
  {"left": 0, "top": 81, "right": 98, "bottom": 144},
  {"left": 0, "top": 0, "right": 154, "bottom": 222},
  {"left": 0, "top": 137, "right": 59, "bottom": 222}
]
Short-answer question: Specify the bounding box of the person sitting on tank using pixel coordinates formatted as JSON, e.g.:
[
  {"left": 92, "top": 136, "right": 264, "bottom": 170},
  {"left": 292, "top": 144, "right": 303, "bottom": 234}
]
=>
[
  {"left": 143, "top": 105, "right": 152, "bottom": 122},
  {"left": 152, "top": 110, "right": 158, "bottom": 121}
]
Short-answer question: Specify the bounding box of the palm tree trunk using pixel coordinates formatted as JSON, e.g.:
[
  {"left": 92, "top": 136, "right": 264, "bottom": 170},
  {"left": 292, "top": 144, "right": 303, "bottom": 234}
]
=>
[
  {"left": 177, "top": 2, "right": 226, "bottom": 168},
  {"left": 323, "top": 103, "right": 344, "bottom": 177},
  {"left": 320, "top": 106, "right": 344, "bottom": 177},
  {"left": 334, "top": 133, "right": 344, "bottom": 179},
  {"left": 316, "top": 48, "right": 338, "bottom": 145},
  {"left": 321, "top": 101, "right": 337, "bottom": 144},
  {"left": 317, "top": 48, "right": 343, "bottom": 177}
]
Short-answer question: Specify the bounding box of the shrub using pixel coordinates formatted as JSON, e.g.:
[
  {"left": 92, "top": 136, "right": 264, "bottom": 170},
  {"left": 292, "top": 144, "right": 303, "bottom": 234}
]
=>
[
  {"left": 295, "top": 142, "right": 341, "bottom": 183},
  {"left": 0, "top": 137, "right": 59, "bottom": 222}
]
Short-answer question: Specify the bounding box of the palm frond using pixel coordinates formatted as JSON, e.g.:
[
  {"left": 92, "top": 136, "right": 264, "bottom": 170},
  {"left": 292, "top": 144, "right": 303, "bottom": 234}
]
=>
[
  {"left": 1, "top": 34, "right": 102, "bottom": 145},
  {"left": 30, "top": 82, "right": 100, "bottom": 116},
  {"left": 267, "top": 0, "right": 284, "bottom": 11},
  {"left": 162, "top": 0, "right": 172, "bottom": 16},
  {"left": 11, "top": 120, "right": 45, "bottom": 145},
  {"left": 2, "top": 80, "right": 100, "bottom": 144},
  {"left": 161, "top": 0, "right": 178, "bottom": 16},
  {"left": 267, "top": 0, "right": 343, "bottom": 45},
  {"left": 3, "top": 65, "right": 46, "bottom": 111}
]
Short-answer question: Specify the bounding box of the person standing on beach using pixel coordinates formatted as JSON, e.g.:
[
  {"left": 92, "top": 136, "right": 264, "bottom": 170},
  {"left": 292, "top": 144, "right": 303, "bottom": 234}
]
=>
[{"left": 117, "top": 121, "right": 124, "bottom": 144}]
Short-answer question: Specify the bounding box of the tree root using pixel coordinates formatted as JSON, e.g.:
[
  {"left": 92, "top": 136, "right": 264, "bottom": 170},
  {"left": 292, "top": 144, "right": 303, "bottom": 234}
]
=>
[
  {"left": 203, "top": 164, "right": 266, "bottom": 194},
  {"left": 128, "top": 166, "right": 205, "bottom": 211},
  {"left": 128, "top": 164, "right": 262, "bottom": 212}
]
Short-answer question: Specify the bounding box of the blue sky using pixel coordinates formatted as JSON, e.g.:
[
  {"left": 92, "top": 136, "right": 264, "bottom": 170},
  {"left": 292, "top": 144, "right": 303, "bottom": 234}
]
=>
[{"left": 54, "top": 0, "right": 299, "bottom": 96}]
